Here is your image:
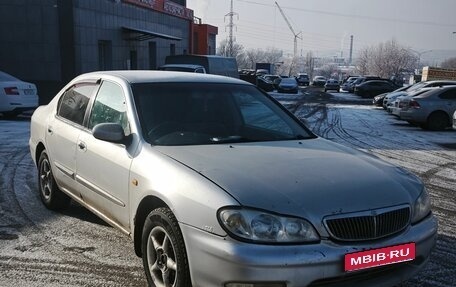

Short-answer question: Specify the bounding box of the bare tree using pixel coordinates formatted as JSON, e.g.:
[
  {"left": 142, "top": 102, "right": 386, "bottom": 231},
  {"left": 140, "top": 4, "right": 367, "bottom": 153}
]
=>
[
  {"left": 356, "top": 39, "right": 416, "bottom": 78},
  {"left": 356, "top": 47, "right": 370, "bottom": 76},
  {"left": 263, "top": 47, "right": 283, "bottom": 64},
  {"left": 217, "top": 39, "right": 248, "bottom": 69},
  {"left": 245, "top": 48, "right": 267, "bottom": 69},
  {"left": 304, "top": 51, "right": 315, "bottom": 79},
  {"left": 441, "top": 57, "right": 456, "bottom": 69}
]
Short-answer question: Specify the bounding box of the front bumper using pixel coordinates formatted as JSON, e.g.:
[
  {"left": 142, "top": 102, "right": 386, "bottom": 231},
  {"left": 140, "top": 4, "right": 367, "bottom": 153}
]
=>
[{"left": 181, "top": 214, "right": 437, "bottom": 287}]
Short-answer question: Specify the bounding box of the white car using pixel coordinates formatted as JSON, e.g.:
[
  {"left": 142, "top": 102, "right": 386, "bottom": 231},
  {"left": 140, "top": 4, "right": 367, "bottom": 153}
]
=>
[
  {"left": 453, "top": 110, "right": 456, "bottom": 130},
  {"left": 0, "top": 70, "right": 38, "bottom": 117}
]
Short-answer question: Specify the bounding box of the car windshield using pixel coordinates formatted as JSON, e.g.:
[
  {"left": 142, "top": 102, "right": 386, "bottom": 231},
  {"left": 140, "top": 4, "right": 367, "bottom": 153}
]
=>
[
  {"left": 0, "top": 71, "right": 20, "bottom": 81},
  {"left": 132, "top": 83, "right": 314, "bottom": 146}
]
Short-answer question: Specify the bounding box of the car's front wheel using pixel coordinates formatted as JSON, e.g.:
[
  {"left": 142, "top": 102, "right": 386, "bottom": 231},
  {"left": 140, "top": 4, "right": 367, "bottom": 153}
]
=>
[
  {"left": 38, "top": 150, "right": 71, "bottom": 210},
  {"left": 142, "top": 208, "right": 191, "bottom": 287}
]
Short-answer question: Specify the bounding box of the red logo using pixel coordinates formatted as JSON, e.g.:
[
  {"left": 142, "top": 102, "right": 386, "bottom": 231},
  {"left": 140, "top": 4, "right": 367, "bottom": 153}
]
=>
[{"left": 345, "top": 243, "right": 415, "bottom": 272}]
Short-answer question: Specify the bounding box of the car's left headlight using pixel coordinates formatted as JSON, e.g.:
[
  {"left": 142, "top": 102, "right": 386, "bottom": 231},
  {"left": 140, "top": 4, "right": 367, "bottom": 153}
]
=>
[
  {"left": 218, "top": 207, "right": 320, "bottom": 244},
  {"left": 412, "top": 188, "right": 431, "bottom": 224}
]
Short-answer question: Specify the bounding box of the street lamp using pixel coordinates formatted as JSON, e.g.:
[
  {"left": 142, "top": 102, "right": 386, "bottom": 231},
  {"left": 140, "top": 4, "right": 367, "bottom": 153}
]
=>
[{"left": 409, "top": 49, "right": 433, "bottom": 67}]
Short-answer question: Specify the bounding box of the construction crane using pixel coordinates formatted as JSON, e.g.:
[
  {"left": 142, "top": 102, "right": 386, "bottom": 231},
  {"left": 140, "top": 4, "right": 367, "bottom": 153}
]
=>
[{"left": 275, "top": 1, "right": 302, "bottom": 58}]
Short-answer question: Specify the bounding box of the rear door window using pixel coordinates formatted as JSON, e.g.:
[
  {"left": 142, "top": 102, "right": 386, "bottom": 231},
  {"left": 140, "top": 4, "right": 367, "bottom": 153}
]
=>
[{"left": 58, "top": 83, "right": 98, "bottom": 126}]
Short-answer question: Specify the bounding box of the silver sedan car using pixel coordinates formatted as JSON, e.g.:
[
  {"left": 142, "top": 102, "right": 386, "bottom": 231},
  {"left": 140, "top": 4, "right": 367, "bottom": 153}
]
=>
[
  {"left": 399, "top": 85, "right": 456, "bottom": 130},
  {"left": 29, "top": 71, "right": 437, "bottom": 287}
]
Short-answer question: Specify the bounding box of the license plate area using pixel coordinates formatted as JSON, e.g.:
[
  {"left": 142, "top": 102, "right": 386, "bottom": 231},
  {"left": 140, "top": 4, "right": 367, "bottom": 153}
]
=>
[{"left": 345, "top": 242, "right": 415, "bottom": 272}]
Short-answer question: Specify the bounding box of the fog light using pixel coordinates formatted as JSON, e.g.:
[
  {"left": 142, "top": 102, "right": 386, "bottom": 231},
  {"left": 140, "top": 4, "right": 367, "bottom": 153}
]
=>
[{"left": 226, "top": 283, "right": 286, "bottom": 287}]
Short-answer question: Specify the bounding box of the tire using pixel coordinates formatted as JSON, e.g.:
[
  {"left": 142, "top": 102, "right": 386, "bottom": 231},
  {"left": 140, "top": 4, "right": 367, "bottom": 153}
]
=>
[
  {"left": 425, "top": 112, "right": 449, "bottom": 131},
  {"left": 38, "top": 150, "right": 71, "bottom": 210},
  {"left": 142, "top": 208, "right": 191, "bottom": 287}
]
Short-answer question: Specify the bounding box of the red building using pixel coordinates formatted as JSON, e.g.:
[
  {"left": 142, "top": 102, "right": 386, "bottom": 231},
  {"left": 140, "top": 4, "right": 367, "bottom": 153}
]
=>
[{"left": 192, "top": 18, "right": 218, "bottom": 55}]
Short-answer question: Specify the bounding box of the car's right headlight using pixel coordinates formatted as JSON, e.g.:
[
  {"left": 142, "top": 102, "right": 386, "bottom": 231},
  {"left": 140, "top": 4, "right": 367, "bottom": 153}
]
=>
[
  {"left": 218, "top": 207, "right": 320, "bottom": 244},
  {"left": 412, "top": 188, "right": 431, "bottom": 224}
]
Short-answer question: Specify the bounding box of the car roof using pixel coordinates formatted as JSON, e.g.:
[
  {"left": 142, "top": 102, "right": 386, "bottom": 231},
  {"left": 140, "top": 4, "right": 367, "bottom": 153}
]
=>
[
  {"left": 361, "top": 80, "right": 391, "bottom": 84},
  {"left": 413, "top": 85, "right": 456, "bottom": 98},
  {"left": 159, "top": 64, "right": 205, "bottom": 69},
  {"left": 77, "top": 70, "right": 248, "bottom": 85},
  {"left": 423, "top": 80, "right": 456, "bottom": 84}
]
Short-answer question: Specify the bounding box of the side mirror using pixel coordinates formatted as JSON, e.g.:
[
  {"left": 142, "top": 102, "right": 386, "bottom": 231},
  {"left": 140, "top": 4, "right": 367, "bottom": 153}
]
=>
[{"left": 93, "top": 123, "right": 126, "bottom": 144}]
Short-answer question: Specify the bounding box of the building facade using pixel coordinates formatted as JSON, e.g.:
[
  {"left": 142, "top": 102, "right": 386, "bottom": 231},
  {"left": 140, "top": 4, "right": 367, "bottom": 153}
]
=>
[{"left": 0, "top": 0, "right": 217, "bottom": 103}]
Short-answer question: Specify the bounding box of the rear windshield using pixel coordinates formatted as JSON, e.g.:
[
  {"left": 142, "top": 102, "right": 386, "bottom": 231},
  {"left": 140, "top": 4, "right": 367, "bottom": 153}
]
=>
[{"left": 132, "top": 83, "right": 314, "bottom": 146}]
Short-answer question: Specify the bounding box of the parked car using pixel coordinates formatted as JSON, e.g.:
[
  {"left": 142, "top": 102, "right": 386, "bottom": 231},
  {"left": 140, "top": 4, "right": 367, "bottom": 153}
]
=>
[
  {"left": 296, "top": 73, "right": 310, "bottom": 86},
  {"left": 262, "top": 74, "right": 281, "bottom": 90},
  {"left": 354, "top": 80, "right": 399, "bottom": 98},
  {"left": 386, "top": 80, "right": 456, "bottom": 113},
  {"left": 453, "top": 110, "right": 456, "bottom": 130},
  {"left": 373, "top": 93, "right": 387, "bottom": 106},
  {"left": 256, "top": 77, "right": 275, "bottom": 92},
  {"left": 29, "top": 71, "right": 437, "bottom": 287},
  {"left": 277, "top": 77, "right": 299, "bottom": 93},
  {"left": 324, "top": 79, "right": 340, "bottom": 92},
  {"left": 398, "top": 85, "right": 456, "bottom": 130},
  {"left": 0, "top": 70, "right": 39, "bottom": 117},
  {"left": 340, "top": 76, "right": 360, "bottom": 92},
  {"left": 312, "top": 76, "right": 326, "bottom": 87},
  {"left": 374, "top": 85, "right": 411, "bottom": 108},
  {"left": 388, "top": 88, "right": 436, "bottom": 116}
]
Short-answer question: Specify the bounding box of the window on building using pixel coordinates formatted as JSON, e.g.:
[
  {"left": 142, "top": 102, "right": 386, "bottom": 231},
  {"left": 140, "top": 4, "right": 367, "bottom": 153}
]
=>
[
  {"left": 149, "top": 42, "right": 157, "bottom": 69},
  {"left": 98, "top": 40, "right": 112, "bottom": 71},
  {"left": 130, "top": 50, "right": 138, "bottom": 70},
  {"left": 170, "top": 44, "right": 176, "bottom": 56}
]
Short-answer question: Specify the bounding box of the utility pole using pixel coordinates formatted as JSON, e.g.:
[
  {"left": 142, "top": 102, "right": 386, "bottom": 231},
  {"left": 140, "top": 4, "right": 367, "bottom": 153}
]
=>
[
  {"left": 275, "top": 1, "right": 301, "bottom": 58},
  {"left": 225, "top": 0, "right": 238, "bottom": 57},
  {"left": 349, "top": 35, "right": 354, "bottom": 66}
]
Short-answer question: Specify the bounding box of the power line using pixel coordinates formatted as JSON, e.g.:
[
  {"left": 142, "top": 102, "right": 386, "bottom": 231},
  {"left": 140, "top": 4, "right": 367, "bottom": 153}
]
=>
[{"left": 236, "top": 0, "right": 455, "bottom": 28}]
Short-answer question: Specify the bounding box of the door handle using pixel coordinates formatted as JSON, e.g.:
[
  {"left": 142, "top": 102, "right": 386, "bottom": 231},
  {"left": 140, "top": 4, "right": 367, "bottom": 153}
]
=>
[
  {"left": 78, "top": 141, "right": 87, "bottom": 150},
  {"left": 47, "top": 126, "right": 53, "bottom": 134}
]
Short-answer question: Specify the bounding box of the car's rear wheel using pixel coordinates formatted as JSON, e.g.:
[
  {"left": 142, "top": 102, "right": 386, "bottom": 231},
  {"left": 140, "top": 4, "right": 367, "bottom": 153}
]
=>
[
  {"left": 142, "top": 208, "right": 191, "bottom": 287},
  {"left": 425, "top": 112, "right": 449, "bottom": 131},
  {"left": 38, "top": 150, "right": 71, "bottom": 210}
]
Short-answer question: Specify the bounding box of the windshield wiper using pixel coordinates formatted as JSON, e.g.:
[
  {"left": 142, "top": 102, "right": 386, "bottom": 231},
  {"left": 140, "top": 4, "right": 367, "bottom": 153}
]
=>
[{"left": 210, "top": 136, "right": 251, "bottom": 143}]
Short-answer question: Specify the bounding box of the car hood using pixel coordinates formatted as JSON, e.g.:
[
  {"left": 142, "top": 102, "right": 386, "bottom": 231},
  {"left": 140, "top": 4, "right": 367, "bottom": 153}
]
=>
[{"left": 155, "top": 138, "right": 422, "bottom": 220}]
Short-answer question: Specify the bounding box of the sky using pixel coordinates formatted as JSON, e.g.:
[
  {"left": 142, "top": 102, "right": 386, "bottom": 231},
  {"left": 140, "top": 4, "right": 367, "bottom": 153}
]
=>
[{"left": 186, "top": 0, "right": 456, "bottom": 62}]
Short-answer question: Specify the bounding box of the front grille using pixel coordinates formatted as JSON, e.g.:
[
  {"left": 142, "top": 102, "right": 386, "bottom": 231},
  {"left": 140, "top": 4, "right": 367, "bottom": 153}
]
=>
[{"left": 324, "top": 206, "right": 410, "bottom": 241}]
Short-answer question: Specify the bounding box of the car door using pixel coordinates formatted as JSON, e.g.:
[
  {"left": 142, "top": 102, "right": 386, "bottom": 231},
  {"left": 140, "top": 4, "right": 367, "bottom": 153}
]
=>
[
  {"left": 46, "top": 82, "right": 99, "bottom": 194},
  {"left": 75, "top": 80, "right": 132, "bottom": 230},
  {"left": 438, "top": 88, "right": 456, "bottom": 115}
]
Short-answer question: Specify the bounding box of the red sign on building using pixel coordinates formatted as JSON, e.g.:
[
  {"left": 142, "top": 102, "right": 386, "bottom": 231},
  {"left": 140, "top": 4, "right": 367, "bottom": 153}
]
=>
[{"left": 123, "top": 0, "right": 194, "bottom": 20}]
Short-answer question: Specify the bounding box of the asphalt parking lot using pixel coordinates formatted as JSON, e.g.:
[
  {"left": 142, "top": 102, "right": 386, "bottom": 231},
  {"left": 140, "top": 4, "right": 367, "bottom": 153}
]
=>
[{"left": 0, "top": 90, "right": 454, "bottom": 286}]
